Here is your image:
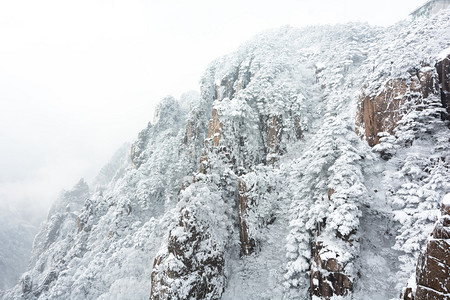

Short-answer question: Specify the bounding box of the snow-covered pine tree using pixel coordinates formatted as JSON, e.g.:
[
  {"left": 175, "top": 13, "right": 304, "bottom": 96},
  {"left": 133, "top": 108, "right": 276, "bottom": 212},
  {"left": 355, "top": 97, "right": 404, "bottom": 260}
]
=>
[{"left": 285, "top": 113, "right": 368, "bottom": 298}]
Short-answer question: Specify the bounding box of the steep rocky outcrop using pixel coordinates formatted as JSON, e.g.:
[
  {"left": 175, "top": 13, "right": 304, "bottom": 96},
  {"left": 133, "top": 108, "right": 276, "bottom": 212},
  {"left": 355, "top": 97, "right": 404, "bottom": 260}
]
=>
[
  {"left": 436, "top": 54, "right": 450, "bottom": 118},
  {"left": 357, "top": 52, "right": 450, "bottom": 300},
  {"left": 356, "top": 68, "right": 438, "bottom": 147},
  {"left": 403, "top": 196, "right": 450, "bottom": 300},
  {"left": 208, "top": 108, "right": 222, "bottom": 148},
  {"left": 199, "top": 108, "right": 222, "bottom": 174},
  {"left": 356, "top": 52, "right": 450, "bottom": 148},
  {"left": 198, "top": 58, "right": 291, "bottom": 258},
  {"left": 238, "top": 178, "right": 256, "bottom": 255},
  {"left": 416, "top": 198, "right": 450, "bottom": 299},
  {"left": 237, "top": 179, "right": 256, "bottom": 256},
  {"left": 151, "top": 102, "right": 231, "bottom": 299},
  {"left": 185, "top": 111, "right": 198, "bottom": 149},
  {"left": 150, "top": 195, "right": 226, "bottom": 300},
  {"left": 311, "top": 241, "right": 353, "bottom": 299},
  {"left": 310, "top": 190, "right": 355, "bottom": 299}
]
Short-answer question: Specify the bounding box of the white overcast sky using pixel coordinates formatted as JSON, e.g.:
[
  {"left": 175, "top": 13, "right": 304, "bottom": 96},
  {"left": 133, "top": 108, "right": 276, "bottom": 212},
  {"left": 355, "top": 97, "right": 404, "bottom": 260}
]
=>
[{"left": 0, "top": 0, "right": 425, "bottom": 217}]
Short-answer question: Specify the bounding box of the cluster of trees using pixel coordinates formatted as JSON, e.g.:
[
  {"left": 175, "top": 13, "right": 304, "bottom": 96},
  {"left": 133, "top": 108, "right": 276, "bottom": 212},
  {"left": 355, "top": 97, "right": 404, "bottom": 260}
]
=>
[{"left": 375, "top": 93, "right": 450, "bottom": 288}]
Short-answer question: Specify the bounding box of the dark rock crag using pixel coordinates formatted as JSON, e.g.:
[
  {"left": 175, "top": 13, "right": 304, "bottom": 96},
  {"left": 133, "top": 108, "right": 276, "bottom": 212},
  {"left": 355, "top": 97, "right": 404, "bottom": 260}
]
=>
[
  {"left": 436, "top": 54, "right": 450, "bottom": 119},
  {"left": 357, "top": 54, "right": 450, "bottom": 147},
  {"left": 237, "top": 178, "right": 257, "bottom": 256},
  {"left": 415, "top": 199, "right": 450, "bottom": 299},
  {"left": 358, "top": 56, "right": 450, "bottom": 300},
  {"left": 311, "top": 242, "right": 353, "bottom": 299},
  {"left": 402, "top": 197, "right": 450, "bottom": 300},
  {"left": 310, "top": 190, "right": 354, "bottom": 299},
  {"left": 356, "top": 68, "right": 438, "bottom": 147}
]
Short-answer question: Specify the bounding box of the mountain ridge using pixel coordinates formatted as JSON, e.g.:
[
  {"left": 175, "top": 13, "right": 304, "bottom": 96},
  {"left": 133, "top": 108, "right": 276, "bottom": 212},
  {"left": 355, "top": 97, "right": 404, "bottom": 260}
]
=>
[{"left": 3, "top": 11, "right": 450, "bottom": 299}]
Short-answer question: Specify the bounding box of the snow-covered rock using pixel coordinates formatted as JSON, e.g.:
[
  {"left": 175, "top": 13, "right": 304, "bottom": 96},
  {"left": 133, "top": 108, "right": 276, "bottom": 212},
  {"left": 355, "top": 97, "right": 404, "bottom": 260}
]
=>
[{"left": 403, "top": 196, "right": 450, "bottom": 299}]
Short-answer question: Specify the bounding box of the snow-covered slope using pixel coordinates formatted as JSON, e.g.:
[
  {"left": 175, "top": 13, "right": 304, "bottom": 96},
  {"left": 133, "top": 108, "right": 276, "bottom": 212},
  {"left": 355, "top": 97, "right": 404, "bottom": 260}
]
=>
[{"left": 3, "top": 11, "right": 450, "bottom": 300}]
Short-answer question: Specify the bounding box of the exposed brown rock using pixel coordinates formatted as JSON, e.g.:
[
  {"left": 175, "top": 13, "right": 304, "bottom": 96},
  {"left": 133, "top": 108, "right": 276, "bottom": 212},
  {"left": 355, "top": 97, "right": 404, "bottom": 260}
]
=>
[
  {"left": 198, "top": 109, "right": 222, "bottom": 174},
  {"left": 403, "top": 287, "right": 415, "bottom": 300},
  {"left": 311, "top": 241, "right": 353, "bottom": 299},
  {"left": 150, "top": 253, "right": 168, "bottom": 300},
  {"left": 310, "top": 190, "right": 355, "bottom": 299},
  {"left": 416, "top": 241, "right": 450, "bottom": 293},
  {"left": 77, "top": 217, "right": 82, "bottom": 233},
  {"left": 413, "top": 200, "right": 450, "bottom": 299},
  {"left": 431, "top": 222, "right": 450, "bottom": 240},
  {"left": 328, "top": 189, "right": 335, "bottom": 200},
  {"left": 185, "top": 110, "right": 200, "bottom": 159},
  {"left": 208, "top": 108, "right": 222, "bottom": 147},
  {"left": 415, "top": 288, "right": 448, "bottom": 299},
  {"left": 214, "top": 60, "right": 252, "bottom": 101},
  {"left": 356, "top": 78, "right": 407, "bottom": 146},
  {"left": 237, "top": 178, "right": 256, "bottom": 256},
  {"left": 150, "top": 207, "right": 225, "bottom": 300},
  {"left": 356, "top": 68, "right": 438, "bottom": 147},
  {"left": 436, "top": 54, "right": 450, "bottom": 118}
]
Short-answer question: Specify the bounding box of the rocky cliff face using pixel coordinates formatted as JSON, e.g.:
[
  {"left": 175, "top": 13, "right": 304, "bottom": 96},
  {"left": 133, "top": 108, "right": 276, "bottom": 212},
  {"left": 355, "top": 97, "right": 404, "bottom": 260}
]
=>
[
  {"left": 437, "top": 54, "right": 450, "bottom": 118},
  {"left": 3, "top": 11, "right": 450, "bottom": 300},
  {"left": 402, "top": 196, "right": 450, "bottom": 300},
  {"left": 356, "top": 68, "right": 438, "bottom": 147},
  {"left": 415, "top": 198, "right": 450, "bottom": 299},
  {"left": 356, "top": 54, "right": 450, "bottom": 149}
]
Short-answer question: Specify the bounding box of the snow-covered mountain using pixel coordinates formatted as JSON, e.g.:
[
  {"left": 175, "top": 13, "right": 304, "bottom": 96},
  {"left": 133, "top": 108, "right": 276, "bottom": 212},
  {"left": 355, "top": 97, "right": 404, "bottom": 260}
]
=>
[{"left": 2, "top": 11, "right": 450, "bottom": 300}]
